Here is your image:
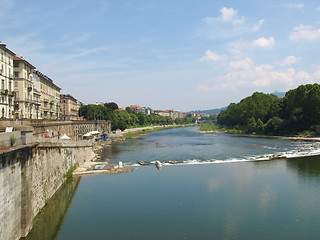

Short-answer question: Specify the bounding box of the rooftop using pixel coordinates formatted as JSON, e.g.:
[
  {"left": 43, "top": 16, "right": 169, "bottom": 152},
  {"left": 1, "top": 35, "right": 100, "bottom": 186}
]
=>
[{"left": 13, "top": 55, "right": 36, "bottom": 69}]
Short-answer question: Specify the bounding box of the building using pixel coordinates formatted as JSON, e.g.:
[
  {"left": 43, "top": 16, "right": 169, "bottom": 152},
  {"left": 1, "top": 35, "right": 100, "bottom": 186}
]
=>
[
  {"left": 33, "top": 71, "right": 61, "bottom": 119},
  {"left": 60, "top": 94, "right": 82, "bottom": 120},
  {"left": 129, "top": 105, "right": 145, "bottom": 113},
  {"left": 13, "top": 55, "right": 36, "bottom": 119},
  {"left": 154, "top": 110, "right": 170, "bottom": 117},
  {"left": 0, "top": 44, "right": 15, "bottom": 118}
]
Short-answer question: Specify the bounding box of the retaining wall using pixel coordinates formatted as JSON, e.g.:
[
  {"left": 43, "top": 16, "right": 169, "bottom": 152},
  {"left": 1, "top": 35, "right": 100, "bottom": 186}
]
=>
[{"left": 0, "top": 140, "right": 95, "bottom": 240}]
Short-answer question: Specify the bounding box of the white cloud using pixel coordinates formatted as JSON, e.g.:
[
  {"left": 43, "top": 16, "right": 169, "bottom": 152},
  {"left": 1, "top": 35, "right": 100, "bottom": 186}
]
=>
[
  {"left": 290, "top": 24, "right": 320, "bottom": 41},
  {"left": 281, "top": 56, "right": 298, "bottom": 66},
  {"left": 252, "top": 19, "right": 265, "bottom": 32},
  {"left": 252, "top": 37, "right": 275, "bottom": 49},
  {"left": 230, "top": 58, "right": 253, "bottom": 70},
  {"left": 220, "top": 7, "right": 238, "bottom": 22},
  {"left": 201, "top": 50, "right": 227, "bottom": 61},
  {"left": 286, "top": 3, "right": 304, "bottom": 9},
  {"left": 316, "top": 6, "right": 320, "bottom": 11},
  {"left": 205, "top": 7, "right": 245, "bottom": 25},
  {"left": 197, "top": 59, "right": 316, "bottom": 94}
]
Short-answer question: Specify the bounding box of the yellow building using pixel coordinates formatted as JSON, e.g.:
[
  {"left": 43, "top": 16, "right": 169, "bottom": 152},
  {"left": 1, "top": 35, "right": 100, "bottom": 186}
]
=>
[
  {"left": 0, "top": 44, "right": 15, "bottom": 118},
  {"left": 13, "top": 55, "right": 36, "bottom": 119},
  {"left": 33, "top": 71, "right": 61, "bottom": 119}
]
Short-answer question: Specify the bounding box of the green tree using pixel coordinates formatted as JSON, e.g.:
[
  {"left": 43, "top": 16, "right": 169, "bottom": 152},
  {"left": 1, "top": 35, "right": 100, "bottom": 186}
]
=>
[
  {"left": 256, "top": 118, "right": 264, "bottom": 132},
  {"left": 247, "top": 117, "right": 257, "bottom": 132},
  {"left": 104, "top": 102, "right": 119, "bottom": 111}
]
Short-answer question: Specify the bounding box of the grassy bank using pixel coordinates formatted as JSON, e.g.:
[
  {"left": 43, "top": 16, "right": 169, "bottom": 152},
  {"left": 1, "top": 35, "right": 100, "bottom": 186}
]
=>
[
  {"left": 199, "top": 122, "right": 246, "bottom": 134},
  {"left": 199, "top": 122, "right": 319, "bottom": 137}
]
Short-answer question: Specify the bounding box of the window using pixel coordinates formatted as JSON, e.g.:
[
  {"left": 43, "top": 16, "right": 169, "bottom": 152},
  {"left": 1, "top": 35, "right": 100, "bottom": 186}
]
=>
[
  {"left": 14, "top": 71, "right": 19, "bottom": 77},
  {"left": 14, "top": 62, "right": 19, "bottom": 68}
]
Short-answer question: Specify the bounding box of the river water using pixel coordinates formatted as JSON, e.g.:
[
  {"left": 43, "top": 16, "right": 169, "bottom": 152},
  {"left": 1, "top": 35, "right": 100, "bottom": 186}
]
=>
[{"left": 27, "top": 127, "right": 320, "bottom": 240}]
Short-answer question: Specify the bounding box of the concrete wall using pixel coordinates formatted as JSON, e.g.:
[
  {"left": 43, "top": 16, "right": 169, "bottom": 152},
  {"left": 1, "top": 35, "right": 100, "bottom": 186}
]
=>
[
  {"left": 0, "top": 128, "right": 34, "bottom": 149},
  {"left": 0, "top": 140, "right": 95, "bottom": 240}
]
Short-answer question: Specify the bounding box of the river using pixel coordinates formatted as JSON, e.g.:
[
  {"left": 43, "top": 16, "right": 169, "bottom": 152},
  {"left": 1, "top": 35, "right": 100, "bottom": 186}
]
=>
[{"left": 27, "top": 127, "right": 320, "bottom": 240}]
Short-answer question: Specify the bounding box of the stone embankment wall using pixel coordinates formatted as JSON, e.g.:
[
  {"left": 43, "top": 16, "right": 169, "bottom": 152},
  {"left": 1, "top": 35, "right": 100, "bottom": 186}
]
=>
[{"left": 0, "top": 139, "right": 95, "bottom": 240}]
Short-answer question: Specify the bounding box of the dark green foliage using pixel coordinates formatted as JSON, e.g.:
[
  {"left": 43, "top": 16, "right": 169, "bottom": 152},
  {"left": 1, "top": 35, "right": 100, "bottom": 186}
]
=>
[
  {"left": 217, "top": 83, "right": 320, "bottom": 134},
  {"left": 247, "top": 117, "right": 256, "bottom": 132},
  {"left": 256, "top": 119, "right": 264, "bottom": 132},
  {"left": 264, "top": 117, "right": 284, "bottom": 134},
  {"left": 104, "top": 102, "right": 119, "bottom": 111}
]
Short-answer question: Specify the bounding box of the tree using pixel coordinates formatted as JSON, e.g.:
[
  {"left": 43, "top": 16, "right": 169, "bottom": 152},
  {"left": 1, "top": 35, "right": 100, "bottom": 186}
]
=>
[
  {"left": 247, "top": 117, "right": 257, "bottom": 132},
  {"left": 264, "top": 117, "right": 284, "bottom": 134},
  {"left": 125, "top": 106, "right": 134, "bottom": 114},
  {"left": 104, "top": 102, "right": 119, "bottom": 111},
  {"left": 256, "top": 119, "right": 264, "bottom": 133}
]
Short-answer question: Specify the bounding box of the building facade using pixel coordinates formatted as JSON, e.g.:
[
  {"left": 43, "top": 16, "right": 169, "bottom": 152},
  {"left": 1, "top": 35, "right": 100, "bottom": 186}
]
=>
[
  {"left": 0, "top": 44, "right": 15, "bottom": 118},
  {"left": 13, "top": 56, "right": 36, "bottom": 119},
  {"left": 33, "top": 71, "right": 61, "bottom": 119},
  {"left": 60, "top": 94, "right": 81, "bottom": 120}
]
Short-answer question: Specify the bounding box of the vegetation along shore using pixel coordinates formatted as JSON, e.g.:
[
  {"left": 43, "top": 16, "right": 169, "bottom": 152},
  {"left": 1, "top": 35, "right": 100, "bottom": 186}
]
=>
[{"left": 200, "top": 83, "right": 320, "bottom": 138}]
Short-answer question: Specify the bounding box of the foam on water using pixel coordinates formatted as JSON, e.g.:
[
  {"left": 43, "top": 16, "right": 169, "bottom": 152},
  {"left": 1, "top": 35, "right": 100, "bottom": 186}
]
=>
[{"left": 122, "top": 142, "right": 320, "bottom": 168}]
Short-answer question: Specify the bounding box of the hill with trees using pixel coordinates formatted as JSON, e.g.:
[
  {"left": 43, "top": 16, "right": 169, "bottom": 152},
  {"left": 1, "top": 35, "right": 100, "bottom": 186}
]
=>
[{"left": 216, "top": 83, "right": 320, "bottom": 135}]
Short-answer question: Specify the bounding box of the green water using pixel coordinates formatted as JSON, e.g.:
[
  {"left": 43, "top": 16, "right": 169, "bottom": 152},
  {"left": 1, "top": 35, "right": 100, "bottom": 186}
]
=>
[{"left": 27, "top": 127, "right": 320, "bottom": 240}]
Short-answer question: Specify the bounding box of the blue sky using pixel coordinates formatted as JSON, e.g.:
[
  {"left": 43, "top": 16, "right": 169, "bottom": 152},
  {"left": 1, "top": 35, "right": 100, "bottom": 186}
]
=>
[{"left": 1, "top": 0, "right": 320, "bottom": 111}]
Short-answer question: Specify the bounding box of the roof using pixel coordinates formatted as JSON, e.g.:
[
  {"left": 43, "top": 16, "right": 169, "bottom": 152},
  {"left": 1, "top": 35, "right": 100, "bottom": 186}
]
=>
[
  {"left": 60, "top": 94, "right": 79, "bottom": 103},
  {"left": 0, "top": 44, "right": 15, "bottom": 56},
  {"left": 13, "top": 55, "right": 36, "bottom": 69},
  {"left": 130, "top": 105, "right": 143, "bottom": 108},
  {"left": 33, "top": 70, "right": 61, "bottom": 90}
]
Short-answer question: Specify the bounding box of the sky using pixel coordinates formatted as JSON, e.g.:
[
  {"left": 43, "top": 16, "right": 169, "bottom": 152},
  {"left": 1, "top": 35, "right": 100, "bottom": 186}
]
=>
[{"left": 1, "top": 0, "right": 320, "bottom": 112}]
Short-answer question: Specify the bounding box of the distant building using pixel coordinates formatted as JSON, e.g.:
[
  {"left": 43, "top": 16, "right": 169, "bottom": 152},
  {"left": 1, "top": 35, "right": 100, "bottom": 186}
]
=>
[
  {"left": 129, "top": 105, "right": 145, "bottom": 113},
  {"left": 154, "top": 110, "right": 170, "bottom": 117},
  {"left": 94, "top": 102, "right": 104, "bottom": 106},
  {"left": 0, "top": 44, "right": 15, "bottom": 118},
  {"left": 154, "top": 109, "right": 186, "bottom": 120},
  {"left": 13, "top": 55, "right": 36, "bottom": 119},
  {"left": 178, "top": 112, "right": 186, "bottom": 118},
  {"left": 60, "top": 94, "right": 82, "bottom": 120},
  {"left": 33, "top": 70, "right": 61, "bottom": 119}
]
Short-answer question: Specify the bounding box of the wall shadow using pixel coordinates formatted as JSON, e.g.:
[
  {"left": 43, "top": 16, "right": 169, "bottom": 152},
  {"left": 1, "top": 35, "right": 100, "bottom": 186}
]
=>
[{"left": 25, "top": 177, "right": 81, "bottom": 240}]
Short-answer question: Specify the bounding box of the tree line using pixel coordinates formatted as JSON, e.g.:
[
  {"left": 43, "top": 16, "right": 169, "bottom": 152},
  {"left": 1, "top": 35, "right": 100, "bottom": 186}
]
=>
[
  {"left": 217, "top": 83, "right": 320, "bottom": 134},
  {"left": 79, "top": 103, "right": 196, "bottom": 131}
]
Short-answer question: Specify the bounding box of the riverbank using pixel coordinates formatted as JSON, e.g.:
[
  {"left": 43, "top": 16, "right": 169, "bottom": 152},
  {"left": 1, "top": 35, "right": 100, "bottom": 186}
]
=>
[
  {"left": 73, "top": 125, "right": 190, "bottom": 176},
  {"left": 109, "top": 124, "right": 193, "bottom": 141},
  {"left": 199, "top": 130, "right": 320, "bottom": 142}
]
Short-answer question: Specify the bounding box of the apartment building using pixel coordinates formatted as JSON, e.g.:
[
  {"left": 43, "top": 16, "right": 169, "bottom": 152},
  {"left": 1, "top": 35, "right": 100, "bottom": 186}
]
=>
[
  {"left": 33, "top": 71, "right": 61, "bottom": 119},
  {"left": 13, "top": 55, "right": 36, "bottom": 119},
  {"left": 0, "top": 44, "right": 15, "bottom": 118},
  {"left": 60, "top": 94, "right": 81, "bottom": 120}
]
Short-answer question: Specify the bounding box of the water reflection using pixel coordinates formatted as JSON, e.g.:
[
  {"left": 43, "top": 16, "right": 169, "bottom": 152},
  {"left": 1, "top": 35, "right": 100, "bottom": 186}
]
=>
[
  {"left": 26, "top": 177, "right": 81, "bottom": 240},
  {"left": 286, "top": 155, "right": 320, "bottom": 178}
]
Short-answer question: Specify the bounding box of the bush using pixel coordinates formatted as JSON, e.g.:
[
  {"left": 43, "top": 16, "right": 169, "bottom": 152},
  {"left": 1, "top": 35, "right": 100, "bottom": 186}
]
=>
[{"left": 10, "top": 134, "right": 16, "bottom": 147}]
